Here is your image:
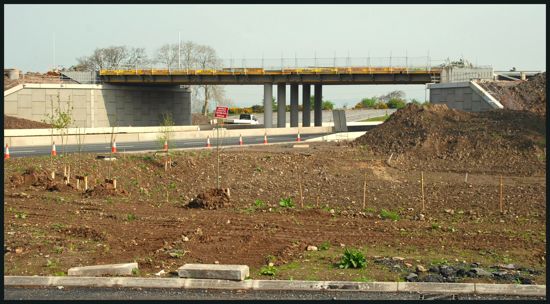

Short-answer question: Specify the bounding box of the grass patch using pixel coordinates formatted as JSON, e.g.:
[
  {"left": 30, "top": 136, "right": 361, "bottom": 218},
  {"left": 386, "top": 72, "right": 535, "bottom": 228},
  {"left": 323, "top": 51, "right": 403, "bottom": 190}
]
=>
[
  {"left": 380, "top": 209, "right": 399, "bottom": 221},
  {"left": 51, "top": 223, "right": 65, "bottom": 231},
  {"left": 319, "top": 241, "right": 331, "bottom": 251},
  {"left": 254, "top": 199, "right": 266, "bottom": 208},
  {"left": 279, "top": 198, "right": 294, "bottom": 208},
  {"left": 259, "top": 265, "right": 277, "bottom": 276},
  {"left": 360, "top": 114, "right": 390, "bottom": 122}
]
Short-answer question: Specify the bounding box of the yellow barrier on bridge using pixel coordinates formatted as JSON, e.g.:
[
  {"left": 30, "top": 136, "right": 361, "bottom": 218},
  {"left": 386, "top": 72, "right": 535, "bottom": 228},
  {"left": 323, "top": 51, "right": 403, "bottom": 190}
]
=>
[{"left": 99, "top": 67, "right": 442, "bottom": 76}]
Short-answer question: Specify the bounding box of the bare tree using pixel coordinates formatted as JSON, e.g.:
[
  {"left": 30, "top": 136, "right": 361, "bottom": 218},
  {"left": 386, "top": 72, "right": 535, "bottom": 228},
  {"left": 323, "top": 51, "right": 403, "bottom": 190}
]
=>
[
  {"left": 103, "top": 46, "right": 128, "bottom": 69},
  {"left": 181, "top": 41, "right": 198, "bottom": 70},
  {"left": 378, "top": 90, "right": 406, "bottom": 103},
  {"left": 75, "top": 46, "right": 149, "bottom": 70},
  {"left": 126, "top": 47, "right": 149, "bottom": 68},
  {"left": 194, "top": 45, "right": 224, "bottom": 115},
  {"left": 156, "top": 43, "right": 179, "bottom": 69}
]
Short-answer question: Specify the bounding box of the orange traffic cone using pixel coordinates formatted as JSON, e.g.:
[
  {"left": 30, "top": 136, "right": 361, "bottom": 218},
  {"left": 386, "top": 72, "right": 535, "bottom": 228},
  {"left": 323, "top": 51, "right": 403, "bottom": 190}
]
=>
[
  {"left": 206, "top": 136, "right": 211, "bottom": 148},
  {"left": 263, "top": 133, "right": 268, "bottom": 144},
  {"left": 4, "top": 144, "right": 10, "bottom": 160},
  {"left": 51, "top": 142, "right": 57, "bottom": 156},
  {"left": 111, "top": 141, "right": 117, "bottom": 153},
  {"left": 163, "top": 140, "right": 168, "bottom": 151},
  {"left": 239, "top": 134, "right": 243, "bottom": 146},
  {"left": 296, "top": 132, "right": 302, "bottom": 142}
]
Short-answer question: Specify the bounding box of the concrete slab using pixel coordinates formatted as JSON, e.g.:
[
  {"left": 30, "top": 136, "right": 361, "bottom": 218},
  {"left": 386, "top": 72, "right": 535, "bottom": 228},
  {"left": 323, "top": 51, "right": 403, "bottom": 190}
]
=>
[
  {"left": 178, "top": 264, "right": 249, "bottom": 281},
  {"left": 398, "top": 282, "right": 475, "bottom": 294},
  {"left": 68, "top": 262, "right": 138, "bottom": 277},
  {"left": 475, "top": 283, "right": 546, "bottom": 296}
]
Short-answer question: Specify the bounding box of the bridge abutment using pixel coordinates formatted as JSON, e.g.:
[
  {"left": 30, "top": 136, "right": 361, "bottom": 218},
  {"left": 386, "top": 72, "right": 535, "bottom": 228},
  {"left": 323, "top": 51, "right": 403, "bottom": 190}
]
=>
[{"left": 3, "top": 84, "right": 191, "bottom": 128}]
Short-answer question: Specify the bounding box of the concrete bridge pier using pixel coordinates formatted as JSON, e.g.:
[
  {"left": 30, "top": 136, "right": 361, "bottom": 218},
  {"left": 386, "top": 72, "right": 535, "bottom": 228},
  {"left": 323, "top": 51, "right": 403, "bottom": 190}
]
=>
[
  {"left": 314, "top": 84, "right": 322, "bottom": 126},
  {"left": 263, "top": 84, "right": 273, "bottom": 128},
  {"left": 290, "top": 84, "right": 299, "bottom": 127},
  {"left": 302, "top": 84, "right": 311, "bottom": 127},
  {"left": 277, "top": 84, "right": 287, "bottom": 128}
]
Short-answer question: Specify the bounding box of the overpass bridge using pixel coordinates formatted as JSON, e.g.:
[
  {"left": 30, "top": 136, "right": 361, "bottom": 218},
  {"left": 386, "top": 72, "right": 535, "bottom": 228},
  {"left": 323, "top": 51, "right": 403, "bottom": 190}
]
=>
[
  {"left": 99, "top": 67, "right": 442, "bottom": 85},
  {"left": 99, "top": 64, "right": 442, "bottom": 128}
]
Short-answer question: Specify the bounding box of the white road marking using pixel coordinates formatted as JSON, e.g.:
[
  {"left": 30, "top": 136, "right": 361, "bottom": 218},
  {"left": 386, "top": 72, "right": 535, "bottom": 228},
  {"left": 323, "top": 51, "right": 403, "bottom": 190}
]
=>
[{"left": 13, "top": 150, "right": 36, "bottom": 153}]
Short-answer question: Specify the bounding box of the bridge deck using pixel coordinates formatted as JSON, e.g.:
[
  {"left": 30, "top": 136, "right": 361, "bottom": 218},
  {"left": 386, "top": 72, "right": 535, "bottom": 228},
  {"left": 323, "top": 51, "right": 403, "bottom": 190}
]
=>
[
  {"left": 100, "top": 66, "right": 441, "bottom": 76},
  {"left": 99, "top": 67, "right": 442, "bottom": 85}
]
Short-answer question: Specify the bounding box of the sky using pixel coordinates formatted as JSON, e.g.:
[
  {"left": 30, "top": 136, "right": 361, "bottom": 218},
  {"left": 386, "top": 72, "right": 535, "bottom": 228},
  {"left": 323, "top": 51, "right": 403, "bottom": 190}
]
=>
[{"left": 4, "top": 4, "right": 546, "bottom": 108}]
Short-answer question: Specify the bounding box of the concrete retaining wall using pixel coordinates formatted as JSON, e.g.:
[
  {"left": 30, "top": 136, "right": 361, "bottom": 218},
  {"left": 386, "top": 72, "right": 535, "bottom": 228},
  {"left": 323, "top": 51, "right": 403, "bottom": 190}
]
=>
[
  {"left": 4, "top": 126, "right": 333, "bottom": 147},
  {"left": 4, "top": 83, "right": 191, "bottom": 127},
  {"left": 428, "top": 81, "right": 502, "bottom": 112}
]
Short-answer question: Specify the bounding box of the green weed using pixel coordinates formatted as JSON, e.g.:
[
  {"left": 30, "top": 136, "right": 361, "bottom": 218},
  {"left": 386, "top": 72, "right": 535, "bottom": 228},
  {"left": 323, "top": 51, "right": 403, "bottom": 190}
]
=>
[
  {"left": 364, "top": 207, "right": 376, "bottom": 214},
  {"left": 380, "top": 209, "right": 399, "bottom": 221},
  {"left": 279, "top": 198, "right": 294, "bottom": 208},
  {"left": 319, "top": 241, "right": 331, "bottom": 251},
  {"left": 51, "top": 223, "right": 65, "bottom": 231},
  {"left": 431, "top": 223, "right": 441, "bottom": 230},
  {"left": 168, "top": 250, "right": 186, "bottom": 258},
  {"left": 259, "top": 265, "right": 277, "bottom": 276},
  {"left": 254, "top": 199, "right": 266, "bottom": 208},
  {"left": 430, "top": 258, "right": 448, "bottom": 266},
  {"left": 14, "top": 212, "right": 27, "bottom": 219},
  {"left": 46, "top": 259, "right": 57, "bottom": 268},
  {"left": 339, "top": 248, "right": 367, "bottom": 269}
]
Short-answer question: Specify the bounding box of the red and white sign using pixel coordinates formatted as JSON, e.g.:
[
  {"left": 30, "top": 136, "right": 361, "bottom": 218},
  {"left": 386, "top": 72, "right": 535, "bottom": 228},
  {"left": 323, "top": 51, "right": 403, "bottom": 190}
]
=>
[{"left": 214, "top": 106, "right": 229, "bottom": 119}]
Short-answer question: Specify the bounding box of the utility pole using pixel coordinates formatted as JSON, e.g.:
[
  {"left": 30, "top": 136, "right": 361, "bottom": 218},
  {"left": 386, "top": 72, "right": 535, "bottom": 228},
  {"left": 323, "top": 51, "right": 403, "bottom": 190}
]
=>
[
  {"left": 53, "top": 32, "right": 56, "bottom": 71},
  {"left": 178, "top": 32, "right": 181, "bottom": 69}
]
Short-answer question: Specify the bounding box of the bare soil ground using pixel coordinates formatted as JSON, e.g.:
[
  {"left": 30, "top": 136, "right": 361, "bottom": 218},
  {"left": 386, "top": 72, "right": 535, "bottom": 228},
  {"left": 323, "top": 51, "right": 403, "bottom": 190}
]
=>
[
  {"left": 478, "top": 72, "right": 546, "bottom": 117},
  {"left": 4, "top": 72, "right": 74, "bottom": 91},
  {"left": 4, "top": 140, "right": 546, "bottom": 283},
  {"left": 4, "top": 115, "right": 52, "bottom": 129}
]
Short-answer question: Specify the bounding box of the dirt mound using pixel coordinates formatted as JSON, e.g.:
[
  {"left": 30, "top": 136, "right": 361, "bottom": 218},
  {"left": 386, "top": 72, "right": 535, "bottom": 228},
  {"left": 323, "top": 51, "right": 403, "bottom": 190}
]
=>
[
  {"left": 4, "top": 115, "right": 52, "bottom": 129},
  {"left": 478, "top": 73, "right": 546, "bottom": 116},
  {"left": 354, "top": 104, "right": 546, "bottom": 175},
  {"left": 83, "top": 183, "right": 126, "bottom": 197},
  {"left": 9, "top": 168, "right": 53, "bottom": 188},
  {"left": 187, "top": 188, "right": 231, "bottom": 209}
]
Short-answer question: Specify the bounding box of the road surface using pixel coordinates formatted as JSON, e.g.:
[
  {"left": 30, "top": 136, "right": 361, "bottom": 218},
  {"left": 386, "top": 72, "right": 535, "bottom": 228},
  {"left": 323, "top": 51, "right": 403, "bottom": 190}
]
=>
[
  {"left": 4, "top": 286, "right": 545, "bottom": 301},
  {"left": 7, "top": 133, "right": 328, "bottom": 158},
  {"left": 227, "top": 109, "right": 396, "bottom": 124}
]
